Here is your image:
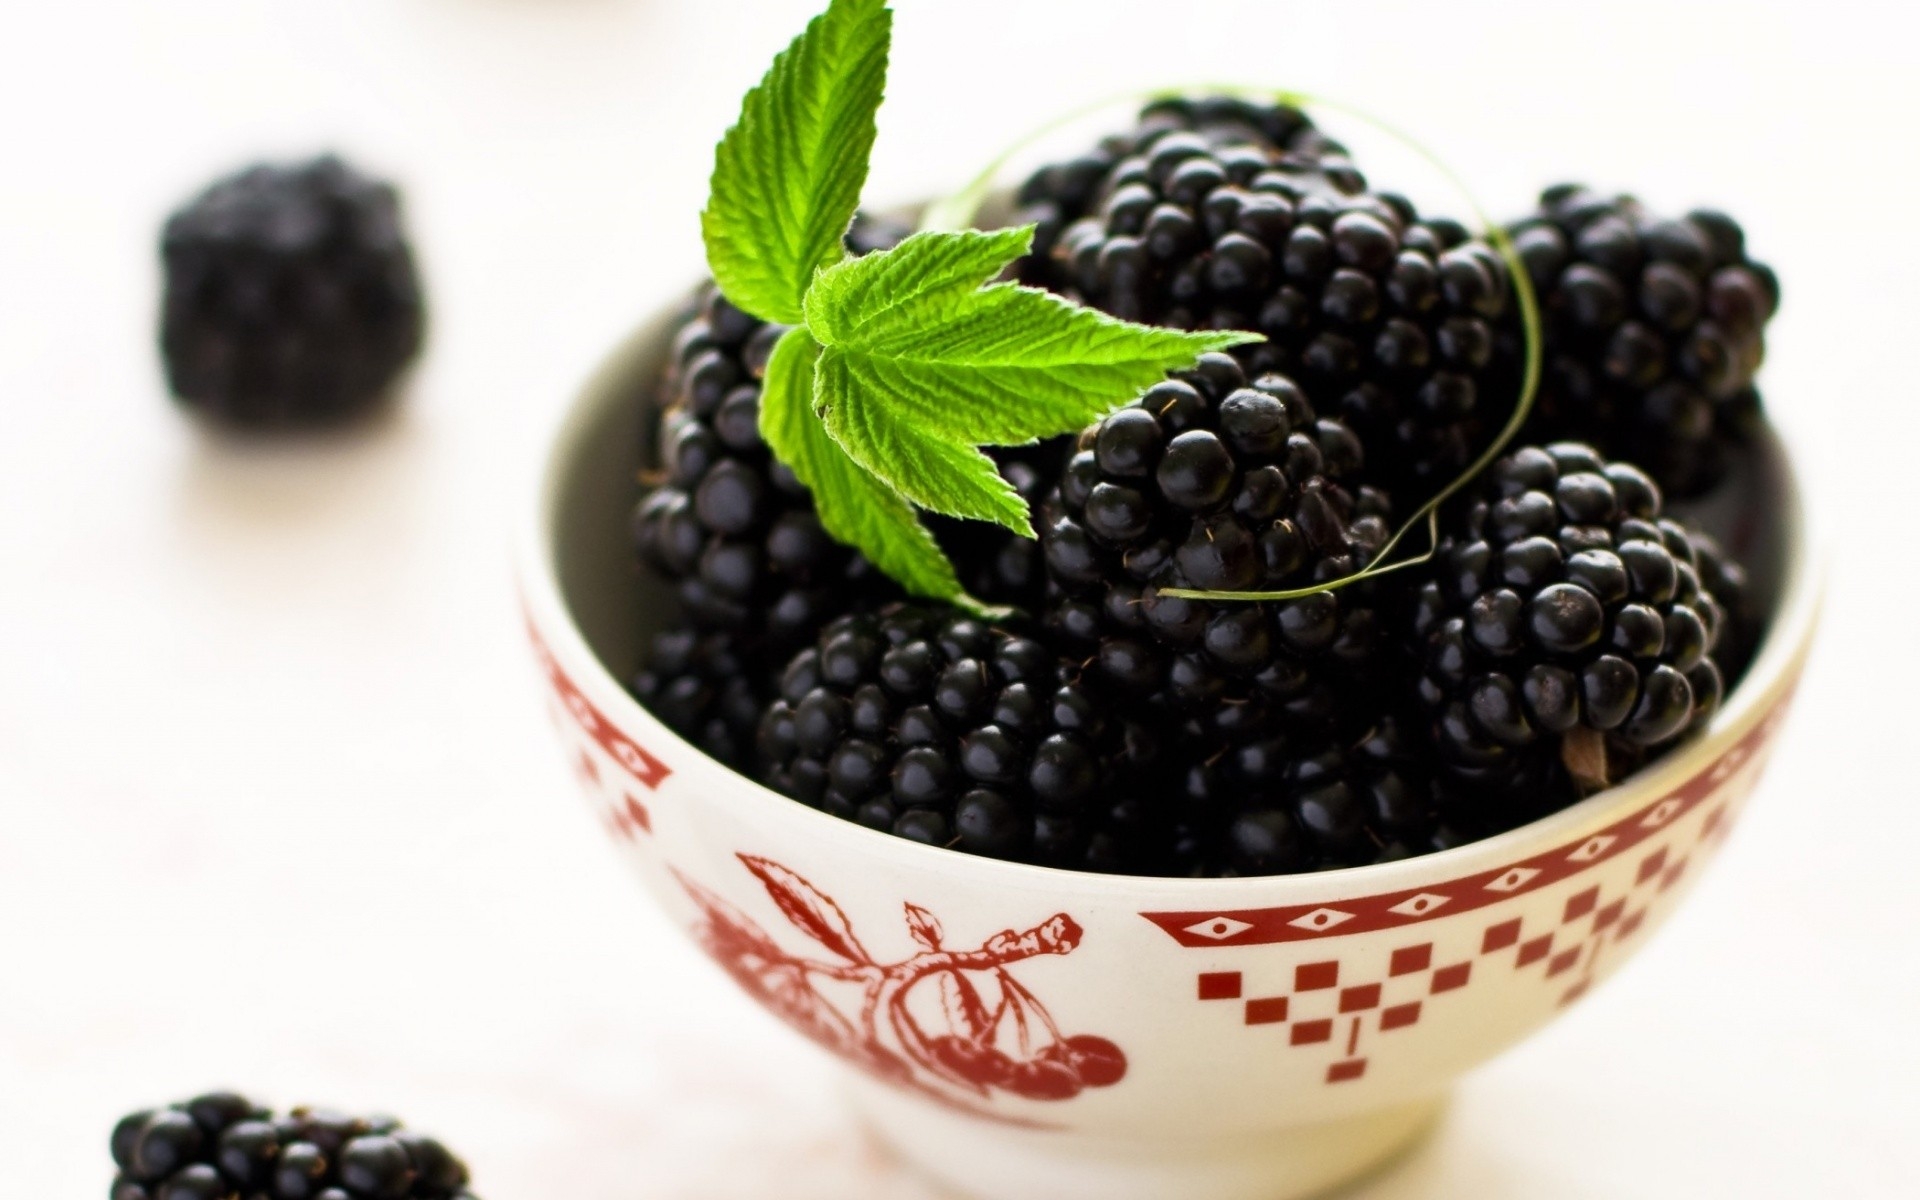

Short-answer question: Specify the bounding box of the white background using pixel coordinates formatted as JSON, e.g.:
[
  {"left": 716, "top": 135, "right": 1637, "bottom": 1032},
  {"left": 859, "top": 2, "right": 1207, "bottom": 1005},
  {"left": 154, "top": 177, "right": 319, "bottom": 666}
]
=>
[{"left": 3, "top": 0, "right": 1916, "bottom": 1195}]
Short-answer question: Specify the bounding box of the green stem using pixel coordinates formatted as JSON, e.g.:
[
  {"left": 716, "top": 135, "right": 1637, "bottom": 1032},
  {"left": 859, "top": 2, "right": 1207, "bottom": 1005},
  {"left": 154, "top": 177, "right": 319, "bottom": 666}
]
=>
[{"left": 927, "top": 86, "right": 1545, "bottom": 605}]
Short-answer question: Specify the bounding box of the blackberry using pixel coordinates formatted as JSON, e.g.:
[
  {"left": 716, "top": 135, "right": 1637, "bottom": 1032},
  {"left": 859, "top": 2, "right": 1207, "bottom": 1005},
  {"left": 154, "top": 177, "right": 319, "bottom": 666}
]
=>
[
  {"left": 757, "top": 604, "right": 1170, "bottom": 873},
  {"left": 1410, "top": 442, "right": 1741, "bottom": 791},
  {"left": 110, "top": 1094, "right": 476, "bottom": 1200},
  {"left": 1041, "top": 351, "right": 1392, "bottom": 735},
  {"left": 924, "top": 438, "right": 1064, "bottom": 611},
  {"left": 630, "top": 214, "right": 1054, "bottom": 744},
  {"left": 159, "top": 156, "right": 425, "bottom": 429},
  {"left": 1507, "top": 185, "right": 1778, "bottom": 496},
  {"left": 631, "top": 280, "right": 887, "bottom": 651},
  {"left": 1017, "top": 96, "right": 1515, "bottom": 500},
  {"left": 1170, "top": 711, "right": 1566, "bottom": 875},
  {"left": 630, "top": 628, "right": 765, "bottom": 770}
]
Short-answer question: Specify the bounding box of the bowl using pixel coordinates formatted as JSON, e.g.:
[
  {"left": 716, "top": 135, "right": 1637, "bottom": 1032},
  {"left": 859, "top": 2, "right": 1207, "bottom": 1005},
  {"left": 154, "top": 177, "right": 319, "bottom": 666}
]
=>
[{"left": 516, "top": 298, "right": 1821, "bottom": 1200}]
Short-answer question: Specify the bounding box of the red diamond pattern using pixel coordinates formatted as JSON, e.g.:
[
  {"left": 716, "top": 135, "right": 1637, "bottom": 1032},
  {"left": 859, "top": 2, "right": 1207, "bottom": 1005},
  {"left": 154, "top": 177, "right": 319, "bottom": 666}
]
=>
[
  {"left": 1390, "top": 943, "right": 1433, "bottom": 975},
  {"left": 1563, "top": 886, "right": 1600, "bottom": 923},
  {"left": 1381, "top": 1001, "right": 1422, "bottom": 1031},
  {"left": 1482, "top": 918, "right": 1523, "bottom": 953},
  {"left": 1516, "top": 934, "right": 1554, "bottom": 967},
  {"left": 1197, "top": 971, "right": 1242, "bottom": 1001},
  {"left": 1593, "top": 898, "right": 1626, "bottom": 931},
  {"left": 1244, "top": 996, "right": 1289, "bottom": 1025},
  {"left": 1339, "top": 984, "right": 1382, "bottom": 1013},
  {"left": 1295, "top": 961, "right": 1339, "bottom": 991},
  {"left": 1326, "top": 1059, "right": 1367, "bottom": 1083},
  {"left": 1431, "top": 962, "right": 1471, "bottom": 993},
  {"left": 1291, "top": 1019, "right": 1333, "bottom": 1045}
]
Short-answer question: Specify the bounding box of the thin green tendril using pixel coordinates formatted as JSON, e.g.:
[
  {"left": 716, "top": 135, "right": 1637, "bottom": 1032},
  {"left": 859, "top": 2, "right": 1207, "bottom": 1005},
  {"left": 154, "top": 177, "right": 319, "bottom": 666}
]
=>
[{"left": 925, "top": 87, "right": 1544, "bottom": 605}]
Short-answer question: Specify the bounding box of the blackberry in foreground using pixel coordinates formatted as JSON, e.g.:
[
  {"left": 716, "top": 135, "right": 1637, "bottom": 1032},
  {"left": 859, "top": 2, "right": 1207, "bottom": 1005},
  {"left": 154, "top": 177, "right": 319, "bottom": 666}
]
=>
[
  {"left": 111, "top": 1093, "right": 475, "bottom": 1200},
  {"left": 1508, "top": 186, "right": 1778, "bottom": 496},
  {"left": 1411, "top": 442, "right": 1740, "bottom": 791},
  {"left": 1043, "top": 351, "right": 1392, "bottom": 735},
  {"left": 1173, "top": 712, "right": 1567, "bottom": 875},
  {"left": 757, "top": 604, "right": 1170, "bottom": 873},
  {"left": 160, "top": 156, "right": 425, "bottom": 430},
  {"left": 1019, "top": 95, "right": 1514, "bottom": 500}
]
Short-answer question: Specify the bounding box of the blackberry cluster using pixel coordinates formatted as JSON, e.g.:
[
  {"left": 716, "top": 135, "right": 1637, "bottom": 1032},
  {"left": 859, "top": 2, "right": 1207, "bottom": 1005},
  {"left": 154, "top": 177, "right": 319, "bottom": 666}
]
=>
[
  {"left": 757, "top": 604, "right": 1168, "bottom": 873},
  {"left": 619, "top": 98, "right": 1776, "bottom": 879},
  {"left": 1411, "top": 443, "right": 1735, "bottom": 790},
  {"left": 160, "top": 156, "right": 425, "bottom": 430},
  {"left": 628, "top": 217, "right": 1051, "bottom": 754},
  {"left": 1018, "top": 96, "right": 1515, "bottom": 500},
  {"left": 1508, "top": 185, "right": 1778, "bottom": 496},
  {"left": 630, "top": 628, "right": 764, "bottom": 771},
  {"left": 111, "top": 1094, "right": 474, "bottom": 1200},
  {"left": 631, "top": 282, "right": 885, "bottom": 652},
  {"left": 1171, "top": 712, "right": 1563, "bottom": 876},
  {"left": 1042, "top": 351, "right": 1391, "bottom": 733}
]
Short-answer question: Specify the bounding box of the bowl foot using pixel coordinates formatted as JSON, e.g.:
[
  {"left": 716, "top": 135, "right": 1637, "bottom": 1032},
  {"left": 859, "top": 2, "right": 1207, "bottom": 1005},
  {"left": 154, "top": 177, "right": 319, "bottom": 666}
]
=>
[{"left": 845, "top": 1075, "right": 1445, "bottom": 1200}]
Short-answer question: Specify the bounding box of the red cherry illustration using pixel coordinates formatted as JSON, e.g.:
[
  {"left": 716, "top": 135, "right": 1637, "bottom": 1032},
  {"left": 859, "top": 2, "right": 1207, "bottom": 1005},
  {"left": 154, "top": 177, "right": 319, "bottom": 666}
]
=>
[
  {"left": 1056, "top": 1034, "right": 1127, "bottom": 1087},
  {"left": 929, "top": 1035, "right": 1016, "bottom": 1088},
  {"left": 1007, "top": 1057, "right": 1083, "bottom": 1100}
]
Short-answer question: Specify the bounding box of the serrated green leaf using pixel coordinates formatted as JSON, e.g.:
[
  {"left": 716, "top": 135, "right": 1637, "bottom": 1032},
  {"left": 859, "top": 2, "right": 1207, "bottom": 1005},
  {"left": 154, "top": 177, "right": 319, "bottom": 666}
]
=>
[
  {"left": 701, "top": 0, "right": 890, "bottom": 325},
  {"left": 802, "top": 226, "right": 1260, "bottom": 533},
  {"left": 758, "top": 327, "right": 972, "bottom": 606},
  {"left": 815, "top": 346, "right": 1031, "bottom": 532}
]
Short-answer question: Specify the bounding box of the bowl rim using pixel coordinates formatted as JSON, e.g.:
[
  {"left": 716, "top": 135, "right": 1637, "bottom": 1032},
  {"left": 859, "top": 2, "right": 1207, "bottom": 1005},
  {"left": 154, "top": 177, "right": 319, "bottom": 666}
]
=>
[{"left": 515, "top": 299, "right": 1824, "bottom": 902}]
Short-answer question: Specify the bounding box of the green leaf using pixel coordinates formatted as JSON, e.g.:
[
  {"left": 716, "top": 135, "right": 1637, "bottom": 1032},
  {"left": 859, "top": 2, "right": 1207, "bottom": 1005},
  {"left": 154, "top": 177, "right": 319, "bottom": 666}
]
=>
[
  {"left": 759, "top": 327, "right": 974, "bottom": 607},
  {"left": 700, "top": 0, "right": 890, "bottom": 325},
  {"left": 802, "top": 226, "right": 1260, "bottom": 532},
  {"left": 814, "top": 347, "right": 1031, "bottom": 532}
]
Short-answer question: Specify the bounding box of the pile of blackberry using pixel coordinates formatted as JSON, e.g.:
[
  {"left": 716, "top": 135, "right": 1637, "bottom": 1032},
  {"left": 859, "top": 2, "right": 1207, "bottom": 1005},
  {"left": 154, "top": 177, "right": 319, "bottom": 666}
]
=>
[
  {"left": 1016, "top": 95, "right": 1515, "bottom": 503},
  {"left": 625, "top": 98, "right": 1774, "bottom": 877},
  {"left": 758, "top": 604, "right": 1168, "bottom": 873},
  {"left": 1411, "top": 443, "right": 1734, "bottom": 791},
  {"left": 628, "top": 215, "right": 1050, "bottom": 768},
  {"left": 1506, "top": 185, "right": 1778, "bottom": 496},
  {"left": 1041, "top": 351, "right": 1391, "bottom": 731},
  {"left": 159, "top": 156, "right": 425, "bottom": 430},
  {"left": 111, "top": 1094, "right": 475, "bottom": 1200}
]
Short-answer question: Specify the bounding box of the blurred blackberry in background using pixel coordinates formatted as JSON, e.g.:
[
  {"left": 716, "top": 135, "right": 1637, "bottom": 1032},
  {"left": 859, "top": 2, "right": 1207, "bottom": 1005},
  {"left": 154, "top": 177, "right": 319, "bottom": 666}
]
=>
[
  {"left": 757, "top": 604, "right": 1170, "bottom": 873},
  {"left": 1042, "top": 352, "right": 1392, "bottom": 740},
  {"left": 111, "top": 1093, "right": 476, "bottom": 1200},
  {"left": 1411, "top": 442, "right": 1740, "bottom": 792},
  {"left": 1016, "top": 95, "right": 1515, "bottom": 502},
  {"left": 1507, "top": 186, "right": 1778, "bottom": 496},
  {"left": 160, "top": 155, "right": 424, "bottom": 430}
]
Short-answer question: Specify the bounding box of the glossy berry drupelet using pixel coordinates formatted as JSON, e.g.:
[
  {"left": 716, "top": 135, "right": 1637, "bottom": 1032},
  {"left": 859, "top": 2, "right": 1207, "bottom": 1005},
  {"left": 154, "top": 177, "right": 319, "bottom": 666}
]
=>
[
  {"left": 159, "top": 156, "right": 425, "bottom": 430},
  {"left": 1042, "top": 351, "right": 1392, "bottom": 738},
  {"left": 1016, "top": 95, "right": 1515, "bottom": 501},
  {"left": 1410, "top": 442, "right": 1741, "bottom": 790},
  {"left": 110, "top": 1094, "right": 477, "bottom": 1200},
  {"left": 757, "top": 604, "right": 1169, "bottom": 873},
  {"left": 1507, "top": 185, "right": 1778, "bottom": 496}
]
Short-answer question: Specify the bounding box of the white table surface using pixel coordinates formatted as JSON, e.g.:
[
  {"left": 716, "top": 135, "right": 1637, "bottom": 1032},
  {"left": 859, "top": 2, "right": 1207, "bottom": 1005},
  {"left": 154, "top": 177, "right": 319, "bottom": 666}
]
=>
[{"left": 4, "top": 1, "right": 1917, "bottom": 1195}]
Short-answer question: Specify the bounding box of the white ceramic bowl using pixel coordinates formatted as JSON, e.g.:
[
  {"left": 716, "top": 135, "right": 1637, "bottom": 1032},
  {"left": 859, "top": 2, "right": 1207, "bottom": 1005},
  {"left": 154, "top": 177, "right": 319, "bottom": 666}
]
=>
[{"left": 517, "top": 302, "right": 1820, "bottom": 1200}]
